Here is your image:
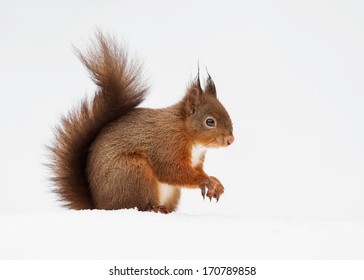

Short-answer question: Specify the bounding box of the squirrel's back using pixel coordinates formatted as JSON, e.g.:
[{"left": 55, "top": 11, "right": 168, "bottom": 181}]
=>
[{"left": 49, "top": 32, "right": 148, "bottom": 209}]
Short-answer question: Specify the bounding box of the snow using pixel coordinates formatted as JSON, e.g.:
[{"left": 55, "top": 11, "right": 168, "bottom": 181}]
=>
[{"left": 1, "top": 210, "right": 363, "bottom": 259}]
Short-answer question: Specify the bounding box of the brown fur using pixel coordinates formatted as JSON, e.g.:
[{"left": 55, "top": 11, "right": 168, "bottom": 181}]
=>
[{"left": 49, "top": 32, "right": 234, "bottom": 213}]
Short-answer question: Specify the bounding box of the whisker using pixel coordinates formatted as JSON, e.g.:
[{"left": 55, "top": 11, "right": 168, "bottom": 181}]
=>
[{"left": 196, "top": 139, "right": 217, "bottom": 151}]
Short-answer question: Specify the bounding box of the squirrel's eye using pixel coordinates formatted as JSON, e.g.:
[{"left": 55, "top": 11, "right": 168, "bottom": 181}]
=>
[{"left": 205, "top": 118, "right": 216, "bottom": 127}]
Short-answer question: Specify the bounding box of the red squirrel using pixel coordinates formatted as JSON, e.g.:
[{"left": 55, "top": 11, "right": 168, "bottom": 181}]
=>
[{"left": 49, "top": 32, "right": 234, "bottom": 213}]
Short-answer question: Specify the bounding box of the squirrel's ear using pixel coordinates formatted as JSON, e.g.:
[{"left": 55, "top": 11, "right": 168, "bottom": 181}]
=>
[
  {"left": 205, "top": 73, "right": 217, "bottom": 98},
  {"left": 184, "top": 76, "right": 203, "bottom": 116}
]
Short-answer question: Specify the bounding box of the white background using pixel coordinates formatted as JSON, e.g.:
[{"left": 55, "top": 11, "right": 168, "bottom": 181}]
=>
[{"left": 0, "top": 0, "right": 363, "bottom": 260}]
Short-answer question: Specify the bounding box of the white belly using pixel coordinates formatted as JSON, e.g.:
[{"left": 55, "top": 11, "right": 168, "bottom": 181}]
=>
[
  {"left": 158, "top": 183, "right": 175, "bottom": 205},
  {"left": 191, "top": 144, "right": 207, "bottom": 167}
]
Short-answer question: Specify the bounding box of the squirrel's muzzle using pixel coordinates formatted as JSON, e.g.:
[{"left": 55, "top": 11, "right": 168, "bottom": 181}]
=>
[{"left": 226, "top": 135, "right": 235, "bottom": 146}]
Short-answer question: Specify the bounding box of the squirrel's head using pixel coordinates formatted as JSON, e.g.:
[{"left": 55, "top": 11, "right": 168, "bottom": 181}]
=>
[{"left": 182, "top": 74, "right": 234, "bottom": 148}]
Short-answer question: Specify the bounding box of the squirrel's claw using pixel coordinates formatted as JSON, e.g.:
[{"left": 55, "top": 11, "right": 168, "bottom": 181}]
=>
[
  {"left": 200, "top": 186, "right": 206, "bottom": 199},
  {"left": 199, "top": 178, "right": 210, "bottom": 200},
  {"left": 199, "top": 176, "right": 224, "bottom": 202},
  {"left": 200, "top": 176, "right": 224, "bottom": 203},
  {"left": 208, "top": 176, "right": 224, "bottom": 203}
]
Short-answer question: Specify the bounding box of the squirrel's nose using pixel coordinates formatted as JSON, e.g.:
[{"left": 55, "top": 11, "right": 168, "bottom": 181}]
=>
[{"left": 226, "top": 135, "right": 235, "bottom": 146}]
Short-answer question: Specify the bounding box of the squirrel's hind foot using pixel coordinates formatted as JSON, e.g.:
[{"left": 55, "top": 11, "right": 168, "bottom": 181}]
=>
[{"left": 145, "top": 204, "right": 171, "bottom": 214}]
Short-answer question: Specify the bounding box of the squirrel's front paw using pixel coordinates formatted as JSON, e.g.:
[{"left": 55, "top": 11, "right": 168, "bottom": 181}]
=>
[{"left": 199, "top": 176, "right": 224, "bottom": 202}]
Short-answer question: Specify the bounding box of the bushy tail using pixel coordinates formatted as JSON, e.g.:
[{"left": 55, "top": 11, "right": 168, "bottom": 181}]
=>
[{"left": 49, "top": 32, "right": 148, "bottom": 209}]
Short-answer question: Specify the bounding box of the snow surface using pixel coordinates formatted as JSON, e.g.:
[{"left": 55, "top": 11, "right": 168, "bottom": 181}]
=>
[{"left": 1, "top": 210, "right": 363, "bottom": 260}]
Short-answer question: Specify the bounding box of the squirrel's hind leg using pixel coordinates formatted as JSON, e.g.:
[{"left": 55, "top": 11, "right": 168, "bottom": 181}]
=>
[{"left": 89, "top": 155, "right": 160, "bottom": 211}]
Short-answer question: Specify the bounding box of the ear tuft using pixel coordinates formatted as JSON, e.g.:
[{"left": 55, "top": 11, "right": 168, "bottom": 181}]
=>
[
  {"left": 196, "top": 65, "right": 203, "bottom": 93},
  {"left": 205, "top": 72, "right": 217, "bottom": 98}
]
